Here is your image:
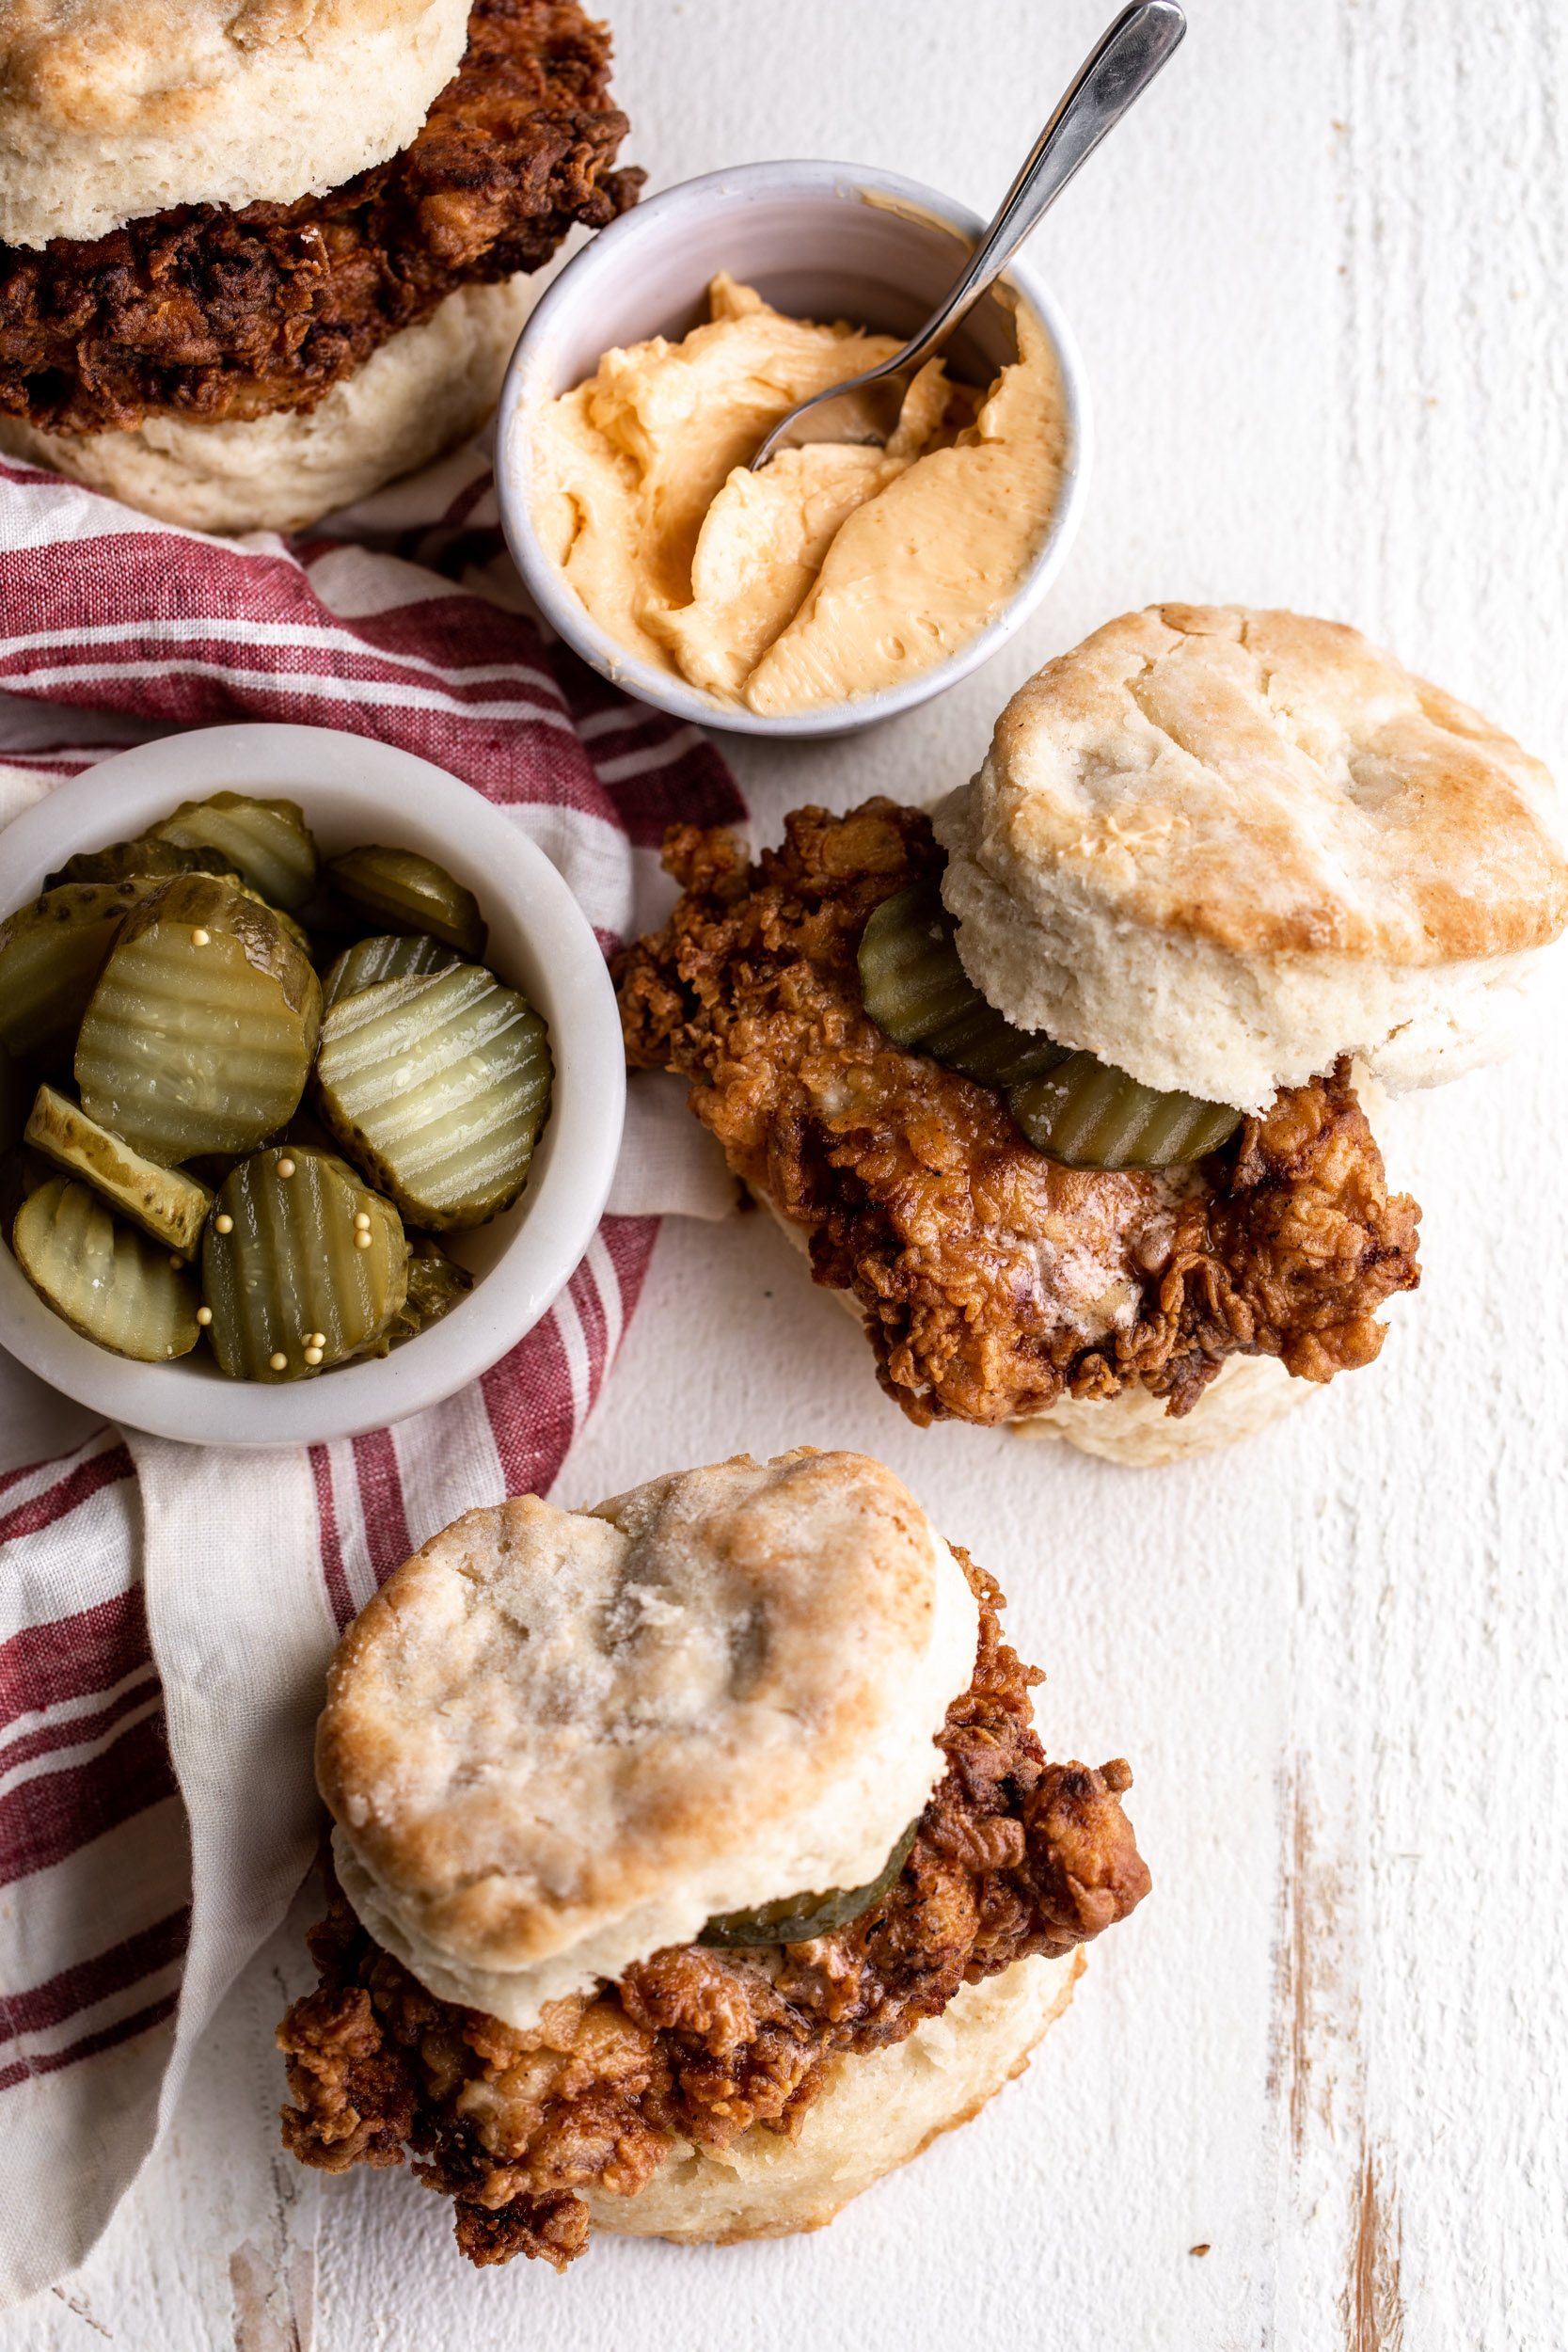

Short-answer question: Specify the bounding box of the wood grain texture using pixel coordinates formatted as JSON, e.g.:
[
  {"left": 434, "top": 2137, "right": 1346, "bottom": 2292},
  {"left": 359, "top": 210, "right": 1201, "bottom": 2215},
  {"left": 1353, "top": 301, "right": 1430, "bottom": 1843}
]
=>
[{"left": 5, "top": 1, "right": 1565, "bottom": 2344}]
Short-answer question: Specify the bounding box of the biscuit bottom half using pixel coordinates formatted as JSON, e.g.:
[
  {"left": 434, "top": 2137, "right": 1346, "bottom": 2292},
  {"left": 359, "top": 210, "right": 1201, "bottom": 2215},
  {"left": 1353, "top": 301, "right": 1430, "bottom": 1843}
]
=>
[
  {"left": 277, "top": 1554, "right": 1148, "bottom": 2269},
  {"left": 582, "top": 1947, "right": 1082, "bottom": 2245}
]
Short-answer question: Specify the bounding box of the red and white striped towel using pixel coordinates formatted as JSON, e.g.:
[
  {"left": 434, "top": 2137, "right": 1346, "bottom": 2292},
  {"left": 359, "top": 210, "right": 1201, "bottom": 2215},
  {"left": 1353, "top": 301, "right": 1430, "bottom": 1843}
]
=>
[{"left": 0, "top": 440, "right": 745, "bottom": 2309}]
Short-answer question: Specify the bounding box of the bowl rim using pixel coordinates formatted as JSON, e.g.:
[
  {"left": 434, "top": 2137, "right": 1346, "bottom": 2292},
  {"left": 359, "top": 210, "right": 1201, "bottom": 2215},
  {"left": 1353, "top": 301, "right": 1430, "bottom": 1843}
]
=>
[
  {"left": 0, "top": 723, "right": 626, "bottom": 1448},
  {"left": 495, "top": 156, "right": 1094, "bottom": 739}
]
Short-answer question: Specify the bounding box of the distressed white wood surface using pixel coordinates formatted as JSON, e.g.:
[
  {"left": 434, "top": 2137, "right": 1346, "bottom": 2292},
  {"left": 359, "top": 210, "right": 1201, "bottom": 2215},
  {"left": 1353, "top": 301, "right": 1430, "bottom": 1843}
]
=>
[{"left": 8, "top": 1, "right": 1567, "bottom": 2344}]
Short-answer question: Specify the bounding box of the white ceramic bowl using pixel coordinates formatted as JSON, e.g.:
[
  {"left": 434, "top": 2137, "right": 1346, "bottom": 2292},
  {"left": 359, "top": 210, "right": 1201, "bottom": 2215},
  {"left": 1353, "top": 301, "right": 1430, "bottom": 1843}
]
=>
[
  {"left": 0, "top": 725, "right": 625, "bottom": 1447},
  {"left": 497, "top": 159, "right": 1092, "bottom": 739}
]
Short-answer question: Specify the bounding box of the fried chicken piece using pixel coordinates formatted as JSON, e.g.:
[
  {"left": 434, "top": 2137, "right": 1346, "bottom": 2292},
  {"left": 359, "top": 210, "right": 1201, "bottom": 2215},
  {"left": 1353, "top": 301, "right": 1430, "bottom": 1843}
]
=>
[
  {"left": 0, "top": 0, "right": 641, "bottom": 436},
  {"left": 278, "top": 1555, "right": 1149, "bottom": 2269},
  {"left": 615, "top": 800, "right": 1421, "bottom": 1424}
]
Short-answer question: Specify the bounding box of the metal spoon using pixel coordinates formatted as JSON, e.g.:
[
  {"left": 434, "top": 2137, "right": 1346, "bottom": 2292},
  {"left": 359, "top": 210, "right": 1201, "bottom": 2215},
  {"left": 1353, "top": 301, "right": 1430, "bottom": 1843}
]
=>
[{"left": 750, "top": 0, "right": 1186, "bottom": 470}]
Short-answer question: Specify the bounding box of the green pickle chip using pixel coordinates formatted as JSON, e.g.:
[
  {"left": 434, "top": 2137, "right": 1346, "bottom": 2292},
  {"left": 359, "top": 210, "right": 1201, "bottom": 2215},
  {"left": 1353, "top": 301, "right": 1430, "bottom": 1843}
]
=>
[
  {"left": 698, "top": 1820, "right": 921, "bottom": 1948},
  {"left": 46, "top": 838, "right": 237, "bottom": 890},
  {"left": 24, "top": 1083, "right": 213, "bottom": 1255},
  {"left": 75, "top": 873, "right": 321, "bottom": 1166},
  {"left": 391, "top": 1231, "right": 474, "bottom": 1339},
  {"left": 322, "top": 932, "right": 462, "bottom": 1011},
  {"left": 0, "top": 878, "right": 162, "bottom": 1064},
  {"left": 14, "top": 1176, "right": 201, "bottom": 1360},
  {"left": 858, "top": 881, "right": 1069, "bottom": 1087},
  {"left": 152, "top": 793, "right": 319, "bottom": 912},
  {"left": 314, "top": 962, "right": 550, "bottom": 1231},
  {"left": 859, "top": 875, "right": 1242, "bottom": 1168},
  {"left": 201, "top": 1146, "right": 408, "bottom": 1381},
  {"left": 326, "top": 846, "right": 486, "bottom": 960},
  {"left": 1007, "top": 1055, "right": 1242, "bottom": 1171}
]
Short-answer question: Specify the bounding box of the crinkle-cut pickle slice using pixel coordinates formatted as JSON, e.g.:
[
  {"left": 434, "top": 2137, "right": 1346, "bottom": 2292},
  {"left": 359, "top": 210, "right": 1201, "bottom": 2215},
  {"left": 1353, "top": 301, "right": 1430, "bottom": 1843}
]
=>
[
  {"left": 326, "top": 846, "right": 486, "bottom": 960},
  {"left": 0, "top": 1142, "right": 54, "bottom": 1233},
  {"left": 858, "top": 881, "right": 1069, "bottom": 1088},
  {"left": 201, "top": 1146, "right": 408, "bottom": 1381},
  {"left": 0, "top": 878, "right": 161, "bottom": 1063},
  {"left": 393, "top": 1230, "right": 473, "bottom": 1338},
  {"left": 46, "top": 838, "right": 236, "bottom": 890},
  {"left": 860, "top": 877, "right": 1243, "bottom": 1168},
  {"left": 74, "top": 874, "right": 321, "bottom": 1167},
  {"left": 151, "top": 793, "right": 319, "bottom": 913},
  {"left": 24, "top": 1083, "right": 213, "bottom": 1255},
  {"left": 1008, "top": 1054, "right": 1242, "bottom": 1170},
  {"left": 14, "top": 1176, "right": 200, "bottom": 1361},
  {"left": 322, "top": 931, "right": 461, "bottom": 1012},
  {"left": 315, "top": 964, "right": 551, "bottom": 1232},
  {"left": 699, "top": 1820, "right": 922, "bottom": 1949}
]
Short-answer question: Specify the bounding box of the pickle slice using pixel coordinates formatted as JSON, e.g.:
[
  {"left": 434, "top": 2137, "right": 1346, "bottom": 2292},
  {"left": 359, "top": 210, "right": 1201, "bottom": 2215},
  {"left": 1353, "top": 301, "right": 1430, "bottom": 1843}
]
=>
[
  {"left": 75, "top": 875, "right": 321, "bottom": 1166},
  {"left": 151, "top": 793, "right": 319, "bottom": 912},
  {"left": 0, "top": 1142, "right": 53, "bottom": 1232},
  {"left": 13, "top": 1176, "right": 200, "bottom": 1360},
  {"left": 314, "top": 965, "right": 551, "bottom": 1231},
  {"left": 699, "top": 1820, "right": 921, "bottom": 1948},
  {"left": 391, "top": 1230, "right": 474, "bottom": 1339},
  {"left": 0, "top": 879, "right": 161, "bottom": 1063},
  {"left": 858, "top": 882, "right": 1069, "bottom": 1087},
  {"left": 326, "top": 847, "right": 486, "bottom": 960},
  {"left": 201, "top": 1146, "right": 408, "bottom": 1381},
  {"left": 322, "top": 932, "right": 461, "bottom": 1012},
  {"left": 24, "top": 1084, "right": 214, "bottom": 1255},
  {"left": 1008, "top": 1054, "right": 1243, "bottom": 1169},
  {"left": 46, "top": 839, "right": 235, "bottom": 890}
]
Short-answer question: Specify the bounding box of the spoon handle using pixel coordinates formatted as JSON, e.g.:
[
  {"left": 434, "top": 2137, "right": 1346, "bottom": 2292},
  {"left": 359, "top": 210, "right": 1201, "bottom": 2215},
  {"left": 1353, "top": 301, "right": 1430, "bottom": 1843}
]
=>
[{"left": 895, "top": 0, "right": 1185, "bottom": 375}]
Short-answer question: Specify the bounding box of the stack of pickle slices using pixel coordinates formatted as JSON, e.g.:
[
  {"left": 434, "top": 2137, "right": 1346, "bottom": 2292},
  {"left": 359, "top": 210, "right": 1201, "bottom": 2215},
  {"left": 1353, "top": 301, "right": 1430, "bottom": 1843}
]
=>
[
  {"left": 0, "top": 795, "right": 552, "bottom": 1380},
  {"left": 858, "top": 879, "right": 1243, "bottom": 1168}
]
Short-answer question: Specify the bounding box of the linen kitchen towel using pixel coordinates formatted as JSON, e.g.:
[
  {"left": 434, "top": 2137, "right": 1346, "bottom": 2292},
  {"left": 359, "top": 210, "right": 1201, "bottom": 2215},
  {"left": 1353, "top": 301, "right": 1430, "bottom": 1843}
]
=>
[{"left": 0, "top": 440, "right": 745, "bottom": 2308}]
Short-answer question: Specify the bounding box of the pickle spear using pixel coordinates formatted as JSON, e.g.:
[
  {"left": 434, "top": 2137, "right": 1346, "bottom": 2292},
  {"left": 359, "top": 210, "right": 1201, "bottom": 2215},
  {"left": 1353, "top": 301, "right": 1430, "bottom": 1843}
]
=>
[
  {"left": 699, "top": 1820, "right": 921, "bottom": 1948},
  {"left": 14, "top": 1177, "right": 201, "bottom": 1360},
  {"left": 24, "top": 1083, "right": 213, "bottom": 1255},
  {"left": 0, "top": 879, "right": 160, "bottom": 1064},
  {"left": 201, "top": 1146, "right": 408, "bottom": 1381},
  {"left": 314, "top": 964, "right": 550, "bottom": 1230},
  {"left": 75, "top": 874, "right": 321, "bottom": 1166},
  {"left": 151, "top": 793, "right": 319, "bottom": 912},
  {"left": 322, "top": 932, "right": 460, "bottom": 1012},
  {"left": 326, "top": 846, "right": 486, "bottom": 960}
]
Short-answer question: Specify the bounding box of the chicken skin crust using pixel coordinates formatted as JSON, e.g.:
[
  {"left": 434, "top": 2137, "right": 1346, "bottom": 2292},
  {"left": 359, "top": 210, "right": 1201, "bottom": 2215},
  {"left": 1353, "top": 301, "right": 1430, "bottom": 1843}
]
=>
[
  {"left": 0, "top": 0, "right": 641, "bottom": 437},
  {"left": 615, "top": 800, "right": 1422, "bottom": 1426},
  {"left": 278, "top": 1551, "right": 1148, "bottom": 2270}
]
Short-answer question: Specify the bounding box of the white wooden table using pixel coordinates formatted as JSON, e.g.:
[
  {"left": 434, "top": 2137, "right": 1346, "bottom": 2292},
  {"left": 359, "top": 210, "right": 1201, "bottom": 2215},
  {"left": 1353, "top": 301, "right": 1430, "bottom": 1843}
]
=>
[{"left": 10, "top": 2, "right": 1567, "bottom": 2344}]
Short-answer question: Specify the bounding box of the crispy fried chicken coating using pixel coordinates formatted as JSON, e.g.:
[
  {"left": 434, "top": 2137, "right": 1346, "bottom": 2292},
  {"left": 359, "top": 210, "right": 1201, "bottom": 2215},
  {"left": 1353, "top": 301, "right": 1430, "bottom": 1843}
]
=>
[
  {"left": 0, "top": 0, "right": 641, "bottom": 436},
  {"left": 615, "top": 800, "right": 1422, "bottom": 1424},
  {"left": 278, "top": 1552, "right": 1149, "bottom": 2269}
]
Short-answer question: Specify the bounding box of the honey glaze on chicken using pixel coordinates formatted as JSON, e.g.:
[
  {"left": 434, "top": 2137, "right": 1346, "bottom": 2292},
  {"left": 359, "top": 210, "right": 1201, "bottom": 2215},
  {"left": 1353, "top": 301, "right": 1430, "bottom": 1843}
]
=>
[
  {"left": 615, "top": 800, "right": 1421, "bottom": 1425},
  {"left": 278, "top": 1550, "right": 1148, "bottom": 2268}
]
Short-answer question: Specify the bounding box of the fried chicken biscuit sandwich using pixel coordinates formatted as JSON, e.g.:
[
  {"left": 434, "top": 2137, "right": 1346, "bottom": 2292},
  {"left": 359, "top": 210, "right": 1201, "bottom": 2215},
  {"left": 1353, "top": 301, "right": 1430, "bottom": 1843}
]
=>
[
  {"left": 278, "top": 1448, "right": 1149, "bottom": 2265},
  {"left": 618, "top": 606, "right": 1568, "bottom": 1464},
  {"left": 0, "top": 0, "right": 641, "bottom": 532}
]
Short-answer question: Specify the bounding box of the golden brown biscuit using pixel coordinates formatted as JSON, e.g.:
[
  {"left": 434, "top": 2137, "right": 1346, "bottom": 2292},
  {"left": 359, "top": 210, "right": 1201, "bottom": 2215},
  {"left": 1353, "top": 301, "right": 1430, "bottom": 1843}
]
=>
[
  {"left": 319, "top": 1449, "right": 979, "bottom": 2026},
  {"left": 0, "top": 0, "right": 469, "bottom": 249},
  {"left": 936, "top": 604, "right": 1567, "bottom": 1109}
]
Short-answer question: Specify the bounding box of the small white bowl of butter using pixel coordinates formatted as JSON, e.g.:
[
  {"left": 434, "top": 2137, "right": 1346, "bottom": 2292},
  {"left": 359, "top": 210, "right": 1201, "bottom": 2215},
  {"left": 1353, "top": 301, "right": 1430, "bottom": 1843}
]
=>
[{"left": 496, "top": 159, "right": 1091, "bottom": 739}]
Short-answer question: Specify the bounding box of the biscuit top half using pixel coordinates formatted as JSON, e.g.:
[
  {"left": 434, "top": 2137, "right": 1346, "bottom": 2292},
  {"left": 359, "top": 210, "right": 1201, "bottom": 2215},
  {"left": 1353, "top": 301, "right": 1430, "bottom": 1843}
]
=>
[
  {"left": 318, "top": 1449, "right": 979, "bottom": 2028},
  {"left": 936, "top": 604, "right": 1567, "bottom": 1108},
  {"left": 0, "top": 0, "right": 471, "bottom": 248}
]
